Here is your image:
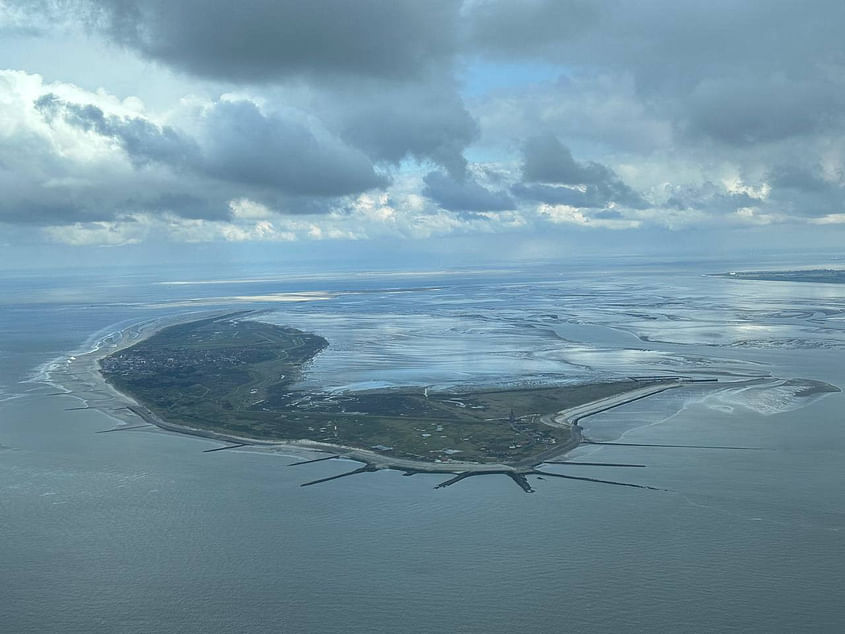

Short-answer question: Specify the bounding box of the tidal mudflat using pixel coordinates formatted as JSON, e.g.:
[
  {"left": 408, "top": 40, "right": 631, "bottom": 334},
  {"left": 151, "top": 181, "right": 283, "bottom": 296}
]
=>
[{"left": 43, "top": 266, "right": 840, "bottom": 494}]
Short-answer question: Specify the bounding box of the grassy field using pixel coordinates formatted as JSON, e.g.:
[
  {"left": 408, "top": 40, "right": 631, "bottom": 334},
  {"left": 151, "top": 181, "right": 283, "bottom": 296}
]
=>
[{"left": 101, "top": 315, "right": 652, "bottom": 464}]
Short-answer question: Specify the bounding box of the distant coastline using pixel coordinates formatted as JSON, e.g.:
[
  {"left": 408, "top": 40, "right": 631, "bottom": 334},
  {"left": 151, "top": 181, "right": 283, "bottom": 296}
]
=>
[{"left": 712, "top": 269, "right": 845, "bottom": 284}]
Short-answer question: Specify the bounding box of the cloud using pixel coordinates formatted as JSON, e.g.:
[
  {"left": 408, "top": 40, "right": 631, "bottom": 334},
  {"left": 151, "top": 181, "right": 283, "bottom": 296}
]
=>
[
  {"left": 81, "top": 0, "right": 459, "bottom": 82},
  {"left": 537, "top": 204, "right": 641, "bottom": 230},
  {"left": 683, "top": 75, "right": 845, "bottom": 145},
  {"left": 65, "top": 1, "right": 479, "bottom": 177},
  {"left": 39, "top": 188, "right": 528, "bottom": 247},
  {"left": 466, "top": 0, "right": 845, "bottom": 150},
  {"left": 769, "top": 165, "right": 837, "bottom": 193},
  {"left": 422, "top": 171, "right": 513, "bottom": 212},
  {"left": 4, "top": 1, "right": 845, "bottom": 252},
  {"left": 468, "top": 0, "right": 600, "bottom": 58},
  {"left": 659, "top": 166, "right": 845, "bottom": 221},
  {"left": 766, "top": 165, "right": 845, "bottom": 217},
  {"left": 42, "top": 218, "right": 148, "bottom": 246},
  {"left": 522, "top": 134, "right": 613, "bottom": 184},
  {"left": 331, "top": 77, "right": 478, "bottom": 178},
  {"left": 513, "top": 183, "right": 635, "bottom": 209},
  {"left": 200, "top": 99, "right": 386, "bottom": 197},
  {"left": 0, "top": 71, "right": 152, "bottom": 224},
  {"left": 515, "top": 135, "right": 647, "bottom": 209},
  {"left": 34, "top": 93, "right": 199, "bottom": 168},
  {"left": 36, "top": 91, "right": 385, "bottom": 197},
  {"left": 662, "top": 182, "right": 763, "bottom": 215},
  {"left": 810, "top": 214, "right": 845, "bottom": 225},
  {"left": 0, "top": 72, "right": 391, "bottom": 225},
  {"left": 464, "top": 1, "right": 845, "bottom": 84}
]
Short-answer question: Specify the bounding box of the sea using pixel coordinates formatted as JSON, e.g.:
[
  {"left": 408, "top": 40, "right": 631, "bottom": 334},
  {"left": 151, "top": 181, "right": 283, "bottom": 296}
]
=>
[{"left": 1, "top": 256, "right": 843, "bottom": 632}]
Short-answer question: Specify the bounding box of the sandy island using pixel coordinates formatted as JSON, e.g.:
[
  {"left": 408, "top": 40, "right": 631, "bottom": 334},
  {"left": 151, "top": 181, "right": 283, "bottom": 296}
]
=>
[{"left": 45, "top": 310, "right": 693, "bottom": 483}]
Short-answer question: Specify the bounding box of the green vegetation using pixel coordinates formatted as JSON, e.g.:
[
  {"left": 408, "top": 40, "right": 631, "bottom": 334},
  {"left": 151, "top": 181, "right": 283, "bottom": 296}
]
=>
[
  {"left": 716, "top": 269, "right": 845, "bottom": 284},
  {"left": 101, "top": 314, "right": 651, "bottom": 464}
]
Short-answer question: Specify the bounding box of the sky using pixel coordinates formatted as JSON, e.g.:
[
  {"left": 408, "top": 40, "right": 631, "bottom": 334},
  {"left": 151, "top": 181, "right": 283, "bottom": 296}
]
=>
[{"left": 2, "top": 0, "right": 845, "bottom": 270}]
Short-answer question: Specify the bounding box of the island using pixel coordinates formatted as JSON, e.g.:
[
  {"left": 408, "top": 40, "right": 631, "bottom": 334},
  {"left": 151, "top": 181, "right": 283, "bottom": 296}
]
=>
[
  {"left": 714, "top": 269, "right": 845, "bottom": 284},
  {"left": 98, "top": 313, "right": 676, "bottom": 470}
]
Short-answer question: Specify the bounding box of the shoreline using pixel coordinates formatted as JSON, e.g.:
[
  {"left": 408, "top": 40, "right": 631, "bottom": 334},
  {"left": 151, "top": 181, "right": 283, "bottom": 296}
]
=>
[{"left": 51, "top": 312, "right": 695, "bottom": 476}]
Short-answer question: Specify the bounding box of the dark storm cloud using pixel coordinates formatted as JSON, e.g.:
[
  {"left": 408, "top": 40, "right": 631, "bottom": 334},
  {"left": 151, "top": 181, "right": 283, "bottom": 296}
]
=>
[
  {"left": 334, "top": 78, "right": 478, "bottom": 179},
  {"left": 770, "top": 165, "right": 835, "bottom": 193},
  {"left": 0, "top": 171, "right": 230, "bottom": 226},
  {"left": 516, "top": 135, "right": 647, "bottom": 209},
  {"left": 522, "top": 135, "right": 612, "bottom": 185},
  {"left": 0, "top": 197, "right": 88, "bottom": 225},
  {"left": 466, "top": 0, "right": 845, "bottom": 146},
  {"left": 147, "top": 193, "right": 224, "bottom": 220},
  {"left": 468, "top": 0, "right": 600, "bottom": 58},
  {"left": 466, "top": 0, "right": 845, "bottom": 80},
  {"left": 767, "top": 166, "right": 845, "bottom": 216},
  {"left": 82, "top": 0, "right": 458, "bottom": 82},
  {"left": 683, "top": 75, "right": 845, "bottom": 145},
  {"left": 200, "top": 100, "right": 387, "bottom": 197},
  {"left": 0, "top": 170, "right": 232, "bottom": 225},
  {"left": 422, "top": 171, "right": 513, "bottom": 212},
  {"left": 68, "top": 0, "right": 477, "bottom": 176}
]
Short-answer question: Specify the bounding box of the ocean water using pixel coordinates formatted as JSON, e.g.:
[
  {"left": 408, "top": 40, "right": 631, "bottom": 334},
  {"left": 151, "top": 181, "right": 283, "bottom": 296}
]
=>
[{"left": 1, "top": 260, "right": 844, "bottom": 632}]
